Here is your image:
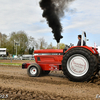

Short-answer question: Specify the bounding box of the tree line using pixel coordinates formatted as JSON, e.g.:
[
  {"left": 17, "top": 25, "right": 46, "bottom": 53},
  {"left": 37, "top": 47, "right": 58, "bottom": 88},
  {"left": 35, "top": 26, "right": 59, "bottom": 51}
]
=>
[{"left": 0, "top": 31, "right": 65, "bottom": 55}]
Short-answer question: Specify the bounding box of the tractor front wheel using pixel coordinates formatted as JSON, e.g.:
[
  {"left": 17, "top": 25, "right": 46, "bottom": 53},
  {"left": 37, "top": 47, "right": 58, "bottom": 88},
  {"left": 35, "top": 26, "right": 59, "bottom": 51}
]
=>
[{"left": 27, "top": 63, "right": 41, "bottom": 77}]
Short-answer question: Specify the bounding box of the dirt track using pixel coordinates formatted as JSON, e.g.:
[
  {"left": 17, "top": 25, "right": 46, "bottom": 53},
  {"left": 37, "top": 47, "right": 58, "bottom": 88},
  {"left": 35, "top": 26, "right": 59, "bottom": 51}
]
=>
[{"left": 0, "top": 65, "right": 100, "bottom": 100}]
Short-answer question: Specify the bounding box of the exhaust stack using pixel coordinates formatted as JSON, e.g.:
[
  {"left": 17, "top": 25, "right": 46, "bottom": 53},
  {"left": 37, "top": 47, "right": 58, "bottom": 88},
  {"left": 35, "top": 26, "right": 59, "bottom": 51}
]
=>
[{"left": 57, "top": 43, "right": 60, "bottom": 49}]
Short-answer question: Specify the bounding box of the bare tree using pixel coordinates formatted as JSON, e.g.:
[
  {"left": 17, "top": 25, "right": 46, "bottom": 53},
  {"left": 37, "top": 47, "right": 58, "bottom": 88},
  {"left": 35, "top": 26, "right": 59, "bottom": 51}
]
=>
[
  {"left": 28, "top": 36, "right": 41, "bottom": 50},
  {"left": 47, "top": 42, "right": 53, "bottom": 49},
  {"left": 38, "top": 38, "right": 48, "bottom": 49}
]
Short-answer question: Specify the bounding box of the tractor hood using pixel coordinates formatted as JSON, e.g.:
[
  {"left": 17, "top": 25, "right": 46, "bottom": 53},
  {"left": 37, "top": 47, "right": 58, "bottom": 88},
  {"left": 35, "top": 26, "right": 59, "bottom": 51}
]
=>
[{"left": 34, "top": 49, "right": 63, "bottom": 54}]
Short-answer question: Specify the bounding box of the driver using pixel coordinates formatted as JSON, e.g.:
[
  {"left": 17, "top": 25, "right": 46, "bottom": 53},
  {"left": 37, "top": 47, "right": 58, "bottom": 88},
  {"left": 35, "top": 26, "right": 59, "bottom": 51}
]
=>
[{"left": 77, "top": 35, "right": 86, "bottom": 46}]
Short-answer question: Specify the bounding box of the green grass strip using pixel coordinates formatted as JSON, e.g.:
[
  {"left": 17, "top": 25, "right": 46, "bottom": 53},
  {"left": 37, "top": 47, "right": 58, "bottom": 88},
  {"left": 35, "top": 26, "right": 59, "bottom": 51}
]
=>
[{"left": 0, "top": 63, "right": 21, "bottom": 66}]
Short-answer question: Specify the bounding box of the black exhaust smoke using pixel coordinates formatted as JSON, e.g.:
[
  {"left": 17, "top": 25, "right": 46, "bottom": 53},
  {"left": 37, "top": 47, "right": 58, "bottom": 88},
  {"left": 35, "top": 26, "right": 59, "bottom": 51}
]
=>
[{"left": 39, "top": 0, "right": 74, "bottom": 43}]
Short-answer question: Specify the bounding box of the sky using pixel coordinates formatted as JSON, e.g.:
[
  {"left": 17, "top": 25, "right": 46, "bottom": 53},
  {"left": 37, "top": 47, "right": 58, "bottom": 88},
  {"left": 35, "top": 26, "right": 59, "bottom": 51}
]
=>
[{"left": 0, "top": 0, "right": 100, "bottom": 47}]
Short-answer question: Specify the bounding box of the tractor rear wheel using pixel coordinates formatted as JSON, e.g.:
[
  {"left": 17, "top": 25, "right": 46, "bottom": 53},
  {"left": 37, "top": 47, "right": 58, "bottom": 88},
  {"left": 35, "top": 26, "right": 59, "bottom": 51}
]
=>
[
  {"left": 62, "top": 47, "right": 98, "bottom": 82},
  {"left": 27, "top": 63, "right": 42, "bottom": 77}
]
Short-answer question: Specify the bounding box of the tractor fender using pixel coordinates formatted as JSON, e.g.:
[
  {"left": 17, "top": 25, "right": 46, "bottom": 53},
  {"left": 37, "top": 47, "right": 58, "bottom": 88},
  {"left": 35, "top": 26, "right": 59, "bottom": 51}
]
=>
[{"left": 65, "top": 46, "right": 97, "bottom": 54}]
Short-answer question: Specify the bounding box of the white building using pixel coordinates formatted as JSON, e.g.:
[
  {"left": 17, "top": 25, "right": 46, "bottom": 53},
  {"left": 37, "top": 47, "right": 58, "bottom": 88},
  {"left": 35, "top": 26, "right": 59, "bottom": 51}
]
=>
[{"left": 0, "top": 48, "right": 6, "bottom": 56}]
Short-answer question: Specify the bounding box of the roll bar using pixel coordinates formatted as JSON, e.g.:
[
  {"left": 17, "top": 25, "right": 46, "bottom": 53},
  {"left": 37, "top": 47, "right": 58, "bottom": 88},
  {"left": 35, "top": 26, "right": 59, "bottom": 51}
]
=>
[{"left": 81, "top": 31, "right": 87, "bottom": 46}]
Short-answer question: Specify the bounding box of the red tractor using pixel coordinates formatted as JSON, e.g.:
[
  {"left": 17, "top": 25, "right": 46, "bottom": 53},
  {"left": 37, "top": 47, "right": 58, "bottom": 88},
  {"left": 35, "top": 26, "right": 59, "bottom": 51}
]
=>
[{"left": 22, "top": 32, "right": 100, "bottom": 82}]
